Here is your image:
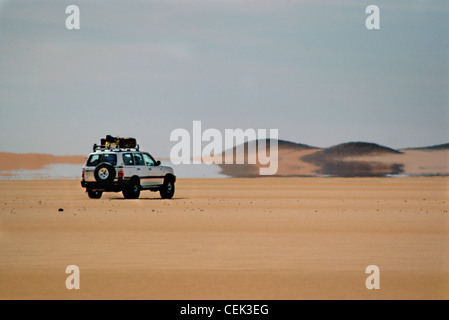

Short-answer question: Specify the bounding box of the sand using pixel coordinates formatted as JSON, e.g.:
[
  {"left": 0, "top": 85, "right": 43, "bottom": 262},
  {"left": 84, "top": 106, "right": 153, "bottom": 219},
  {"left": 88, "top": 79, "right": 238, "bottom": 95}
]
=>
[
  {"left": 0, "top": 153, "right": 85, "bottom": 173},
  {"left": 0, "top": 178, "right": 448, "bottom": 300},
  {"left": 349, "top": 150, "right": 449, "bottom": 176}
]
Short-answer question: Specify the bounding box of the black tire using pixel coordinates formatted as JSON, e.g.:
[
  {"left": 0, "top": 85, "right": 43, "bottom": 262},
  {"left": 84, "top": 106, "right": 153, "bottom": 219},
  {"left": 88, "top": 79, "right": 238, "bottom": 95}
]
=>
[
  {"left": 160, "top": 177, "right": 175, "bottom": 199},
  {"left": 123, "top": 179, "right": 141, "bottom": 199},
  {"left": 94, "top": 163, "right": 116, "bottom": 187},
  {"left": 87, "top": 190, "right": 103, "bottom": 199}
]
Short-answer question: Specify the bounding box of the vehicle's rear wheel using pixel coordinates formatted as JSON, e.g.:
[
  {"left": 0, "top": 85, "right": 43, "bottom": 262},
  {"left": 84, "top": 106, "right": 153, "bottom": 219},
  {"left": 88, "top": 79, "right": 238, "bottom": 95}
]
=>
[
  {"left": 160, "top": 177, "right": 175, "bottom": 199},
  {"left": 123, "top": 179, "right": 141, "bottom": 199},
  {"left": 87, "top": 190, "right": 103, "bottom": 199}
]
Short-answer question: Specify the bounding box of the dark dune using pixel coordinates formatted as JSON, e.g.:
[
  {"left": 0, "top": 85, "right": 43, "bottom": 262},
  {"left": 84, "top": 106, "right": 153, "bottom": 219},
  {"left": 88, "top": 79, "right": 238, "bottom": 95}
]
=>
[
  {"left": 301, "top": 142, "right": 404, "bottom": 177},
  {"left": 232, "top": 139, "right": 318, "bottom": 151},
  {"left": 405, "top": 143, "right": 449, "bottom": 151},
  {"left": 274, "top": 140, "right": 319, "bottom": 150},
  {"left": 218, "top": 164, "right": 261, "bottom": 178},
  {"left": 315, "top": 142, "right": 402, "bottom": 157},
  {"left": 219, "top": 141, "right": 406, "bottom": 177},
  {"left": 217, "top": 139, "right": 319, "bottom": 177}
]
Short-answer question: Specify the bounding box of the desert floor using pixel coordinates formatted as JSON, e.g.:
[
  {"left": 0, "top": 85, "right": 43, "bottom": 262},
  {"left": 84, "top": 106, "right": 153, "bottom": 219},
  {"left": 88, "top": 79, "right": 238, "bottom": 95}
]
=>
[{"left": 0, "top": 178, "right": 448, "bottom": 300}]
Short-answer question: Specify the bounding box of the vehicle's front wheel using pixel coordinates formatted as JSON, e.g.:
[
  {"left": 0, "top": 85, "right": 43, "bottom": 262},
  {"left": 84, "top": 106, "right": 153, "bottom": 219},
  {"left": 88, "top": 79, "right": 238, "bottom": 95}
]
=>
[
  {"left": 160, "top": 177, "right": 175, "bottom": 199},
  {"left": 123, "top": 179, "right": 141, "bottom": 199},
  {"left": 87, "top": 190, "right": 103, "bottom": 199}
]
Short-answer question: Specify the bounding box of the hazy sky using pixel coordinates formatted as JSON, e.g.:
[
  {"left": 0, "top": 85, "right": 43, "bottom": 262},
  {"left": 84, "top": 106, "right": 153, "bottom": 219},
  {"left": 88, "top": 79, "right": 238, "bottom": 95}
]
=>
[{"left": 0, "top": 0, "right": 448, "bottom": 156}]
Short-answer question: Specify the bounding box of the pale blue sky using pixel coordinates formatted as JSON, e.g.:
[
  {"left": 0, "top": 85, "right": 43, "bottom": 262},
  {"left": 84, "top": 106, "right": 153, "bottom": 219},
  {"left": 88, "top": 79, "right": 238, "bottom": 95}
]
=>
[{"left": 0, "top": 0, "right": 448, "bottom": 156}]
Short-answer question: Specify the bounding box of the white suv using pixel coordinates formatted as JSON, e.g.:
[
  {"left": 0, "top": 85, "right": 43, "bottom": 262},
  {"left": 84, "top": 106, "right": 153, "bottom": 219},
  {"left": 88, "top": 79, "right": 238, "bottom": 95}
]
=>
[{"left": 81, "top": 139, "right": 176, "bottom": 199}]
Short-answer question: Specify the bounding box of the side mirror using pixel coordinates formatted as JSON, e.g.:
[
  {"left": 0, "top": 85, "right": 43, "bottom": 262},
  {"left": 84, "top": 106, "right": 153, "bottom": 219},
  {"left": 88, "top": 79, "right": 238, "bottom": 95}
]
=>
[{"left": 156, "top": 160, "right": 161, "bottom": 166}]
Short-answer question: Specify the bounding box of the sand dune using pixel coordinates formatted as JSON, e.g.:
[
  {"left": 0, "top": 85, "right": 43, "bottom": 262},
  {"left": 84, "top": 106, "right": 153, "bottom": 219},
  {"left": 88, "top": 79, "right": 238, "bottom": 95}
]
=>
[
  {"left": 0, "top": 178, "right": 448, "bottom": 299},
  {"left": 218, "top": 141, "right": 449, "bottom": 177},
  {"left": 0, "top": 153, "right": 85, "bottom": 174},
  {"left": 346, "top": 150, "right": 449, "bottom": 176},
  {"left": 216, "top": 141, "right": 320, "bottom": 177}
]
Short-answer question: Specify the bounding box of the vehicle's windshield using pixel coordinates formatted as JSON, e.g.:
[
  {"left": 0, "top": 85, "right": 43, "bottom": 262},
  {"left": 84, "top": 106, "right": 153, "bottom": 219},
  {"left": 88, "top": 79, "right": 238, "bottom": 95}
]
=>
[{"left": 86, "top": 153, "right": 117, "bottom": 166}]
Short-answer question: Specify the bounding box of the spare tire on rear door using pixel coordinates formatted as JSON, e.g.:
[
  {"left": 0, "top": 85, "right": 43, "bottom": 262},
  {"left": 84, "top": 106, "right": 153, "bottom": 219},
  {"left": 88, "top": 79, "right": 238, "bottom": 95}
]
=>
[{"left": 94, "top": 162, "right": 116, "bottom": 188}]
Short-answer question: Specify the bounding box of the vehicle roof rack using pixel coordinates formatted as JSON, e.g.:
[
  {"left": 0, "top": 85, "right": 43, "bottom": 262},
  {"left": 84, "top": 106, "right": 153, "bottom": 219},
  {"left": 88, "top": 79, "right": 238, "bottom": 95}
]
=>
[
  {"left": 93, "top": 143, "right": 140, "bottom": 152},
  {"left": 93, "top": 136, "right": 140, "bottom": 152}
]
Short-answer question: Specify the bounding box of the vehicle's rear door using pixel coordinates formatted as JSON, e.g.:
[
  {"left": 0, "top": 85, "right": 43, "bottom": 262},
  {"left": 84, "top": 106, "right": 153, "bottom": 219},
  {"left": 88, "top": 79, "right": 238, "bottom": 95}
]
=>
[
  {"left": 84, "top": 153, "right": 117, "bottom": 182},
  {"left": 122, "top": 153, "right": 138, "bottom": 182}
]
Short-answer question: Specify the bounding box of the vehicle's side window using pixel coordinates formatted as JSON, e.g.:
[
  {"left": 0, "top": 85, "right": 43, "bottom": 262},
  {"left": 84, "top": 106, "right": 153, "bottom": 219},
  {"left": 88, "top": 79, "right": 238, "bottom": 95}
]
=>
[
  {"left": 142, "top": 153, "right": 155, "bottom": 166},
  {"left": 86, "top": 154, "right": 117, "bottom": 166},
  {"left": 123, "top": 153, "right": 134, "bottom": 166},
  {"left": 106, "top": 154, "right": 117, "bottom": 166},
  {"left": 133, "top": 153, "right": 145, "bottom": 166},
  {"left": 87, "top": 154, "right": 100, "bottom": 166}
]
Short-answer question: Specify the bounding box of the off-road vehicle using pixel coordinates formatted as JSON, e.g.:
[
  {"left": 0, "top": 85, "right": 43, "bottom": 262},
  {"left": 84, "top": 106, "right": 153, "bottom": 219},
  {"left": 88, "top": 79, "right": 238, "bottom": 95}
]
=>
[{"left": 81, "top": 136, "right": 176, "bottom": 199}]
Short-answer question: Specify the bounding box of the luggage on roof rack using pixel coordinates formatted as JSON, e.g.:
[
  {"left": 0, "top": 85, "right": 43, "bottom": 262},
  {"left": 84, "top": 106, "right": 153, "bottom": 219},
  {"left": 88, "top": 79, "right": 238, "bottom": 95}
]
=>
[{"left": 94, "top": 135, "right": 139, "bottom": 152}]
